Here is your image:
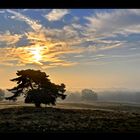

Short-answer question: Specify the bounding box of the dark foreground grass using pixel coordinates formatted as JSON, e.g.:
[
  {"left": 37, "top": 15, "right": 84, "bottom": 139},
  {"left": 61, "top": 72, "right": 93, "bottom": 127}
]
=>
[{"left": 0, "top": 106, "right": 140, "bottom": 133}]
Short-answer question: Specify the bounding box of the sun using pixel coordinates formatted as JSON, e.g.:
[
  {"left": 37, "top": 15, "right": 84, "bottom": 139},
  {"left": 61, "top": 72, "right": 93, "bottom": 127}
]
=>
[
  {"left": 30, "top": 47, "right": 42, "bottom": 63},
  {"left": 32, "top": 48, "right": 41, "bottom": 61},
  {"left": 26, "top": 45, "right": 48, "bottom": 65}
]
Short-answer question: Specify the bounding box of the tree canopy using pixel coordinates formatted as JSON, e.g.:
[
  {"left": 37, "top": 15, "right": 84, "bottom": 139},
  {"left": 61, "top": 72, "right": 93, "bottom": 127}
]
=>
[{"left": 5, "top": 69, "right": 66, "bottom": 107}]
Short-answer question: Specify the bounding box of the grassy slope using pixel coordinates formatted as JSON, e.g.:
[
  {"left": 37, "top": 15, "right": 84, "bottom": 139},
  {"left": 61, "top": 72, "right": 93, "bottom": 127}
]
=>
[{"left": 0, "top": 102, "right": 140, "bottom": 133}]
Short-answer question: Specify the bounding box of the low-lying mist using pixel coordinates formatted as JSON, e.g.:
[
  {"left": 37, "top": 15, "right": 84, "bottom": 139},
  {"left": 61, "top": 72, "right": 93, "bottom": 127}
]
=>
[
  {"left": 62, "top": 89, "right": 140, "bottom": 104},
  {"left": 1, "top": 88, "right": 140, "bottom": 104}
]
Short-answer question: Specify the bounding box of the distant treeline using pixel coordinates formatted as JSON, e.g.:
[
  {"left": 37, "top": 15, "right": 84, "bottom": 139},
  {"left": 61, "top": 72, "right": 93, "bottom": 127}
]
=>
[
  {"left": 62, "top": 89, "right": 98, "bottom": 103},
  {"left": 63, "top": 89, "right": 140, "bottom": 104},
  {"left": 0, "top": 89, "right": 5, "bottom": 101}
]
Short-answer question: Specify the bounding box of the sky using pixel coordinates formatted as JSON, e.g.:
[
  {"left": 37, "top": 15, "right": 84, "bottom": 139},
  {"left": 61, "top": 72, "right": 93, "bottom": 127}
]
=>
[{"left": 0, "top": 9, "right": 140, "bottom": 91}]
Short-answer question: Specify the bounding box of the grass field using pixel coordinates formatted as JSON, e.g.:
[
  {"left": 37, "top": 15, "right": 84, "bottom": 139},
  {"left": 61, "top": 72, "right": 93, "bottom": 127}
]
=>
[{"left": 0, "top": 101, "right": 140, "bottom": 133}]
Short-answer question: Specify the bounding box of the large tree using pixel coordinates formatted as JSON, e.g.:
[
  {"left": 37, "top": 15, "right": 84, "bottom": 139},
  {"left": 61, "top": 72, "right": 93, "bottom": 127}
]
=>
[{"left": 5, "top": 69, "right": 66, "bottom": 107}]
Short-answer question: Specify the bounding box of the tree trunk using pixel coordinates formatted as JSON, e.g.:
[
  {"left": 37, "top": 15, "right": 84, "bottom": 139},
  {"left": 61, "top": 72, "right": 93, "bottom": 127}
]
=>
[
  {"left": 35, "top": 102, "right": 41, "bottom": 108},
  {"left": 29, "top": 82, "right": 34, "bottom": 90}
]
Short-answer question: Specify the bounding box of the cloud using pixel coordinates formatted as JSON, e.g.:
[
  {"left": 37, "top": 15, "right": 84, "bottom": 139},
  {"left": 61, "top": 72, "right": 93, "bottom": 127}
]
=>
[
  {"left": 99, "top": 43, "right": 122, "bottom": 50},
  {"left": 0, "top": 30, "right": 84, "bottom": 68},
  {"left": 6, "top": 9, "right": 42, "bottom": 31},
  {"left": 1, "top": 9, "right": 140, "bottom": 68},
  {"left": 45, "top": 9, "right": 69, "bottom": 21},
  {"left": 85, "top": 9, "right": 140, "bottom": 36},
  {"left": 0, "top": 30, "right": 22, "bottom": 46},
  {"left": 0, "top": 10, "right": 81, "bottom": 68},
  {"left": 25, "top": 31, "right": 48, "bottom": 43},
  {"left": 71, "top": 23, "right": 83, "bottom": 29},
  {"left": 0, "top": 10, "right": 5, "bottom": 14},
  {"left": 42, "top": 61, "right": 78, "bottom": 69}
]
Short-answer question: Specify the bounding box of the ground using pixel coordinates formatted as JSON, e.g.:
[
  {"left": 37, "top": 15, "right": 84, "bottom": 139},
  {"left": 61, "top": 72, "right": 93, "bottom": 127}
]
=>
[{"left": 0, "top": 101, "right": 140, "bottom": 133}]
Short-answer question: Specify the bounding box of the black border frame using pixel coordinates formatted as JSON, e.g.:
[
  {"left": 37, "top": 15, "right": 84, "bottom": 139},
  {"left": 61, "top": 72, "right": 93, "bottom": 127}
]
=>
[
  {"left": 0, "top": 0, "right": 140, "bottom": 8},
  {"left": 0, "top": 0, "right": 140, "bottom": 139}
]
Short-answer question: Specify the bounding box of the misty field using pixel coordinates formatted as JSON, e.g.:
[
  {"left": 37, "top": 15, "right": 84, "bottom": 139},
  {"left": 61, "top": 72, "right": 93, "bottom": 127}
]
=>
[{"left": 0, "top": 101, "right": 140, "bottom": 133}]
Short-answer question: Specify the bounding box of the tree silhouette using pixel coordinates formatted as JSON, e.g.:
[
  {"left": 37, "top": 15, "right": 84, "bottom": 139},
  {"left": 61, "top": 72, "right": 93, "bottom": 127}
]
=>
[
  {"left": 0, "top": 89, "right": 5, "bottom": 101},
  {"left": 81, "top": 89, "right": 98, "bottom": 101},
  {"left": 5, "top": 69, "right": 66, "bottom": 107}
]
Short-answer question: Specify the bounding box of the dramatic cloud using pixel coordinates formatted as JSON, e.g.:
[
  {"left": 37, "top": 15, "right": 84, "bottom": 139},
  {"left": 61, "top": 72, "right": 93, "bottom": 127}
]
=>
[
  {"left": 6, "top": 9, "right": 42, "bottom": 31},
  {"left": 0, "top": 30, "right": 22, "bottom": 46},
  {"left": 0, "top": 29, "right": 84, "bottom": 68},
  {"left": 0, "top": 9, "right": 140, "bottom": 69},
  {"left": 45, "top": 9, "right": 69, "bottom": 21},
  {"left": 85, "top": 9, "right": 140, "bottom": 36}
]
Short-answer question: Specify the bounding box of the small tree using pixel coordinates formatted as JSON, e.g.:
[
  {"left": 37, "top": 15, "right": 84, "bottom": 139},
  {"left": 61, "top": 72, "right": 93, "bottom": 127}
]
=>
[
  {"left": 5, "top": 69, "right": 66, "bottom": 107},
  {"left": 0, "top": 89, "right": 5, "bottom": 101},
  {"left": 81, "top": 89, "right": 98, "bottom": 101}
]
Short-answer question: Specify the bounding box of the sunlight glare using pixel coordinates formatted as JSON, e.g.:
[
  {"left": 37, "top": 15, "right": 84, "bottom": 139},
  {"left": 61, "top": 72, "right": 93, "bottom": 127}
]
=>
[{"left": 30, "top": 47, "right": 43, "bottom": 64}]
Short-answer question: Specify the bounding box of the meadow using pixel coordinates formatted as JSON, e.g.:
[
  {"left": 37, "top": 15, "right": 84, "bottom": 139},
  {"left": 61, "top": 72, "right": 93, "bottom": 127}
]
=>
[{"left": 0, "top": 101, "right": 140, "bottom": 133}]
